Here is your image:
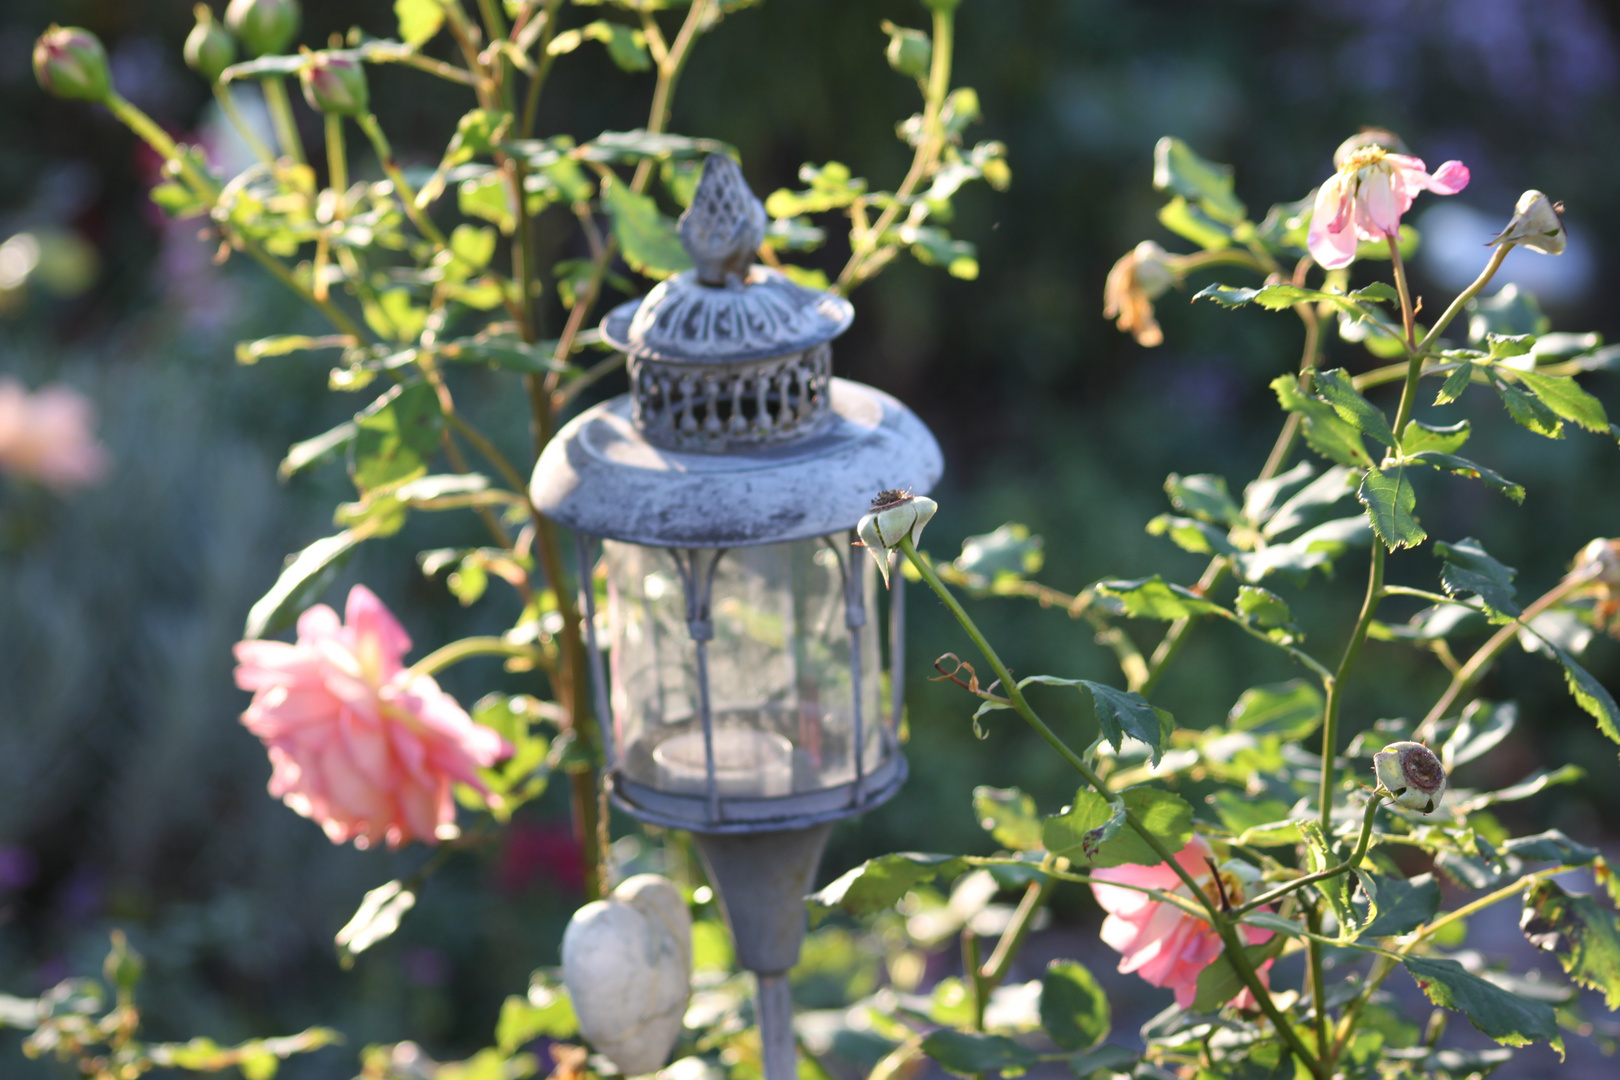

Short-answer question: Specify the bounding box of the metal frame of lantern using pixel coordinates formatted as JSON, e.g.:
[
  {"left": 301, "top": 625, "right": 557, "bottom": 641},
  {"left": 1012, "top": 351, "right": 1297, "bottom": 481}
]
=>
[{"left": 530, "top": 155, "right": 942, "bottom": 1080}]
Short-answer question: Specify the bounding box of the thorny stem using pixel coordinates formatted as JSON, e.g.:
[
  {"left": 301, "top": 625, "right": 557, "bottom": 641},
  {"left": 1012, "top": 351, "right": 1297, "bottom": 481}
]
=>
[
  {"left": 106, "top": 93, "right": 219, "bottom": 198},
  {"left": 899, "top": 537, "right": 1325, "bottom": 1078},
  {"left": 1305, "top": 908, "right": 1330, "bottom": 1059},
  {"left": 325, "top": 116, "right": 348, "bottom": 211},
  {"left": 519, "top": 0, "right": 565, "bottom": 139},
  {"left": 260, "top": 76, "right": 306, "bottom": 165},
  {"left": 977, "top": 876, "right": 1054, "bottom": 993},
  {"left": 1413, "top": 572, "right": 1591, "bottom": 740},
  {"left": 1416, "top": 244, "right": 1511, "bottom": 355},
  {"left": 961, "top": 929, "right": 985, "bottom": 1031},
  {"left": 236, "top": 237, "right": 369, "bottom": 341}
]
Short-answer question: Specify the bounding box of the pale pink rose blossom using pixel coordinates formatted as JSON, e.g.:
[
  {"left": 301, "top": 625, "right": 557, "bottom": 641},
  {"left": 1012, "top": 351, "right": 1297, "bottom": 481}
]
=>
[
  {"left": 233, "top": 585, "right": 511, "bottom": 850},
  {"left": 1090, "top": 836, "right": 1274, "bottom": 1010},
  {"left": 1308, "top": 147, "right": 1469, "bottom": 269},
  {"left": 0, "top": 378, "right": 107, "bottom": 489}
]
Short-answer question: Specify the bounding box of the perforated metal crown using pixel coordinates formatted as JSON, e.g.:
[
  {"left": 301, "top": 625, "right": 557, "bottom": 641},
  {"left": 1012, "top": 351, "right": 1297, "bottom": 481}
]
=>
[{"left": 599, "top": 155, "right": 853, "bottom": 453}]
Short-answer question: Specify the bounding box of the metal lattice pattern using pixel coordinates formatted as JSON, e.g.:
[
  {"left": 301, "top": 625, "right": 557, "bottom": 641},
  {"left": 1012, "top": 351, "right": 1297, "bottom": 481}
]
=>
[{"left": 630, "top": 343, "right": 833, "bottom": 451}]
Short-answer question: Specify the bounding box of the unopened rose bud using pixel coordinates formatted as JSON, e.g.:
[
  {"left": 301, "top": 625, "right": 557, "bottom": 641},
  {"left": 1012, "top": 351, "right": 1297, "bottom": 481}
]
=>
[
  {"left": 184, "top": 5, "right": 238, "bottom": 84},
  {"left": 857, "top": 489, "right": 938, "bottom": 587},
  {"left": 225, "top": 0, "right": 300, "bottom": 58},
  {"left": 1489, "top": 190, "right": 1566, "bottom": 255},
  {"left": 33, "top": 26, "right": 111, "bottom": 104},
  {"left": 881, "top": 20, "right": 931, "bottom": 79},
  {"left": 1373, "top": 741, "right": 1448, "bottom": 814},
  {"left": 299, "top": 52, "right": 368, "bottom": 117}
]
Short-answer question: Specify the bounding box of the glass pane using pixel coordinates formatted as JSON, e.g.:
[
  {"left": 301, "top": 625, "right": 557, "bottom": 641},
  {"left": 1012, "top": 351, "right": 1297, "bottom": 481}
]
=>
[{"left": 604, "top": 537, "right": 884, "bottom": 799}]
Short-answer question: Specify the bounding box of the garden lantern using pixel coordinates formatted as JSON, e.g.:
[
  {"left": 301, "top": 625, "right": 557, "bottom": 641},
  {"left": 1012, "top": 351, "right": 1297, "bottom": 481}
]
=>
[{"left": 531, "top": 155, "right": 942, "bottom": 1080}]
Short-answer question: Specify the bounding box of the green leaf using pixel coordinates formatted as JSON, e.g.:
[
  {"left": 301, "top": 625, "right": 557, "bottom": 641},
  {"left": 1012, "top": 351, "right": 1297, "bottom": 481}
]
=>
[
  {"left": 765, "top": 162, "right": 867, "bottom": 217},
  {"left": 1042, "top": 787, "right": 1194, "bottom": 869},
  {"left": 235, "top": 334, "right": 355, "bottom": 366},
  {"left": 1549, "top": 646, "right": 1620, "bottom": 745},
  {"left": 350, "top": 382, "right": 445, "bottom": 493},
  {"left": 1067, "top": 1046, "right": 1139, "bottom": 1079},
  {"left": 1228, "top": 680, "right": 1323, "bottom": 739},
  {"left": 1442, "top": 700, "right": 1515, "bottom": 769},
  {"left": 395, "top": 0, "right": 444, "bottom": 46},
  {"left": 900, "top": 224, "right": 979, "bottom": 279},
  {"left": 1404, "top": 957, "right": 1562, "bottom": 1049},
  {"left": 1514, "top": 370, "right": 1610, "bottom": 434},
  {"left": 1300, "top": 820, "right": 1354, "bottom": 930},
  {"left": 1235, "top": 585, "right": 1291, "bottom": 628},
  {"left": 1040, "top": 961, "right": 1110, "bottom": 1052},
  {"left": 1233, "top": 515, "right": 1371, "bottom": 583},
  {"left": 602, "top": 175, "right": 691, "bottom": 279},
  {"left": 1152, "top": 137, "right": 1245, "bottom": 223},
  {"left": 1522, "top": 880, "right": 1620, "bottom": 1009},
  {"left": 335, "top": 880, "right": 417, "bottom": 960},
  {"left": 577, "top": 130, "right": 734, "bottom": 165},
  {"left": 1408, "top": 452, "right": 1525, "bottom": 503},
  {"left": 1095, "top": 575, "right": 1224, "bottom": 621},
  {"left": 973, "top": 786, "right": 1043, "bottom": 852},
  {"left": 1401, "top": 419, "right": 1471, "bottom": 456},
  {"left": 244, "top": 532, "right": 360, "bottom": 639},
  {"left": 582, "top": 20, "right": 651, "bottom": 71},
  {"left": 1502, "top": 831, "right": 1599, "bottom": 866},
  {"left": 1436, "top": 361, "right": 1476, "bottom": 405},
  {"left": 1435, "top": 538, "right": 1520, "bottom": 620},
  {"left": 1271, "top": 375, "right": 1374, "bottom": 468},
  {"left": 1355, "top": 873, "right": 1440, "bottom": 937},
  {"left": 458, "top": 172, "right": 515, "bottom": 233},
  {"left": 1164, "top": 472, "right": 1240, "bottom": 524},
  {"left": 807, "top": 853, "right": 967, "bottom": 925},
  {"left": 279, "top": 420, "right": 359, "bottom": 480},
  {"left": 1207, "top": 792, "right": 1292, "bottom": 836},
  {"left": 1358, "top": 465, "right": 1426, "bottom": 551},
  {"left": 1146, "top": 514, "right": 1238, "bottom": 557},
  {"left": 1494, "top": 377, "right": 1565, "bottom": 439},
  {"left": 1023, "top": 675, "right": 1174, "bottom": 764},
  {"left": 920, "top": 1030, "right": 1039, "bottom": 1077},
  {"left": 1259, "top": 464, "right": 1356, "bottom": 537},
  {"left": 1157, "top": 196, "right": 1232, "bottom": 249},
  {"left": 495, "top": 988, "right": 578, "bottom": 1053},
  {"left": 1191, "top": 939, "right": 1284, "bottom": 1014},
  {"left": 1314, "top": 368, "right": 1397, "bottom": 447}
]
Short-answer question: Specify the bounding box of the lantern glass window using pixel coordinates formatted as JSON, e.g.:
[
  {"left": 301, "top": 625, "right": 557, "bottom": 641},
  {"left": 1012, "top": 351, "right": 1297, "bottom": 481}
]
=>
[{"left": 603, "top": 538, "right": 884, "bottom": 802}]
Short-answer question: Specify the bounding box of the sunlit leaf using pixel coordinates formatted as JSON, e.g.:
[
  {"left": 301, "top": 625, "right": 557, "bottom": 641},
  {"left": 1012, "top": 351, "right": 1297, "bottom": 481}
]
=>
[
  {"left": 1404, "top": 957, "right": 1562, "bottom": 1050},
  {"left": 1358, "top": 465, "right": 1426, "bottom": 551},
  {"left": 1040, "top": 961, "right": 1109, "bottom": 1052}
]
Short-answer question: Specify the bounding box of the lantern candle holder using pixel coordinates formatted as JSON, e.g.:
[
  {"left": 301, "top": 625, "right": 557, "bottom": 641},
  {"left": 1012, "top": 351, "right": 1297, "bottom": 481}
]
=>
[{"left": 531, "top": 154, "right": 942, "bottom": 1080}]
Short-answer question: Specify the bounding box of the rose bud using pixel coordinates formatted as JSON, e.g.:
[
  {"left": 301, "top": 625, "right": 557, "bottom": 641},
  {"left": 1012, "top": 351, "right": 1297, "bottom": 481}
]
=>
[
  {"left": 33, "top": 26, "right": 111, "bottom": 104},
  {"left": 1103, "top": 240, "right": 1176, "bottom": 347},
  {"left": 1488, "top": 190, "right": 1566, "bottom": 256},
  {"left": 1373, "top": 741, "right": 1448, "bottom": 814},
  {"left": 882, "top": 20, "right": 931, "bottom": 79},
  {"left": 224, "top": 0, "right": 301, "bottom": 59},
  {"left": 184, "top": 4, "right": 238, "bottom": 84},
  {"left": 299, "top": 51, "right": 368, "bottom": 117},
  {"left": 857, "top": 489, "right": 937, "bottom": 587}
]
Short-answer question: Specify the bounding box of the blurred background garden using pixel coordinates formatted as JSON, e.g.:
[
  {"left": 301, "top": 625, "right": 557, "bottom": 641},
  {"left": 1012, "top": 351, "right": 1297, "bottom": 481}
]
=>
[{"left": 3, "top": 0, "right": 1619, "bottom": 1076}]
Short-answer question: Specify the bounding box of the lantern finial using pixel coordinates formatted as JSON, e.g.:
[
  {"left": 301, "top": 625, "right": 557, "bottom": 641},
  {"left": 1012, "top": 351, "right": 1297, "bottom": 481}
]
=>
[{"left": 679, "top": 155, "right": 768, "bottom": 286}]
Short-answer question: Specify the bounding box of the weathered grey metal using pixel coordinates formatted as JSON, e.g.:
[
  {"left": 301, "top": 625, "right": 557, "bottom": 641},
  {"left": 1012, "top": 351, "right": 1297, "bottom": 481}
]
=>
[
  {"left": 531, "top": 378, "right": 943, "bottom": 548},
  {"left": 678, "top": 155, "right": 768, "bottom": 287},
  {"left": 692, "top": 824, "right": 832, "bottom": 973},
  {"left": 611, "top": 750, "right": 907, "bottom": 834},
  {"left": 627, "top": 338, "right": 834, "bottom": 452}
]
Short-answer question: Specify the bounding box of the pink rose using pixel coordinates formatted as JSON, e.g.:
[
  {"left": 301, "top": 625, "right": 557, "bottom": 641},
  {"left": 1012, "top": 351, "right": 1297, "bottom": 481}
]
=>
[
  {"left": 233, "top": 585, "right": 511, "bottom": 850},
  {"left": 0, "top": 378, "right": 108, "bottom": 489},
  {"left": 1090, "top": 836, "right": 1274, "bottom": 1010},
  {"left": 1308, "top": 147, "right": 1469, "bottom": 270}
]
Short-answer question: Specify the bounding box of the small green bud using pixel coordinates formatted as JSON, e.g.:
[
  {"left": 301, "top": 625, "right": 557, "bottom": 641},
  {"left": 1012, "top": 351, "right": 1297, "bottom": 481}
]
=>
[
  {"left": 224, "top": 0, "right": 300, "bottom": 58},
  {"left": 184, "top": 5, "right": 238, "bottom": 84},
  {"left": 881, "top": 20, "right": 931, "bottom": 79},
  {"left": 299, "top": 51, "right": 368, "bottom": 117},
  {"left": 1372, "top": 741, "right": 1447, "bottom": 814},
  {"left": 857, "top": 489, "right": 938, "bottom": 588},
  {"left": 33, "top": 25, "right": 111, "bottom": 103}
]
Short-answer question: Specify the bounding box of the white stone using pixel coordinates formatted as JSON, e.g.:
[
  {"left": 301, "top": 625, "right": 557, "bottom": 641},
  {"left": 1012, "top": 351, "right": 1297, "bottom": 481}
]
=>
[{"left": 562, "top": 874, "right": 693, "bottom": 1077}]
